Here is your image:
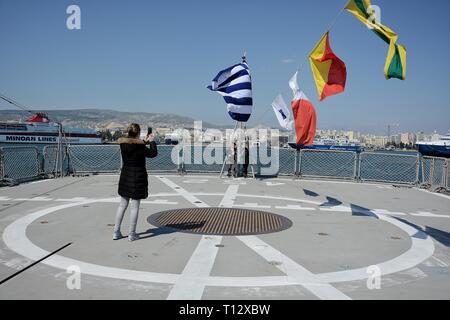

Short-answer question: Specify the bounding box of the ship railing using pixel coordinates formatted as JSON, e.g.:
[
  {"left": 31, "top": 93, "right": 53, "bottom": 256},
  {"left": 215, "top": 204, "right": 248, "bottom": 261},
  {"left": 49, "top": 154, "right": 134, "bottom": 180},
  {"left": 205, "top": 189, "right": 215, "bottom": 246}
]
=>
[
  {"left": 294, "top": 149, "right": 358, "bottom": 181},
  {"left": 1, "top": 145, "right": 449, "bottom": 195},
  {"left": 0, "top": 146, "right": 42, "bottom": 185},
  {"left": 421, "top": 156, "right": 449, "bottom": 192},
  {"left": 65, "top": 144, "right": 182, "bottom": 175},
  {"left": 148, "top": 145, "right": 185, "bottom": 174},
  {"left": 67, "top": 144, "right": 122, "bottom": 174},
  {"left": 358, "top": 152, "right": 420, "bottom": 185}
]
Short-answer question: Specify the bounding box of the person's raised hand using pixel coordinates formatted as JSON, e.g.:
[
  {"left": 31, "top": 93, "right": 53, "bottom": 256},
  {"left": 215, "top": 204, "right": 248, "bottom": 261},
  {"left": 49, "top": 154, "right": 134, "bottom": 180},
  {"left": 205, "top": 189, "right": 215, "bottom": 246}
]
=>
[{"left": 144, "top": 133, "right": 155, "bottom": 143}]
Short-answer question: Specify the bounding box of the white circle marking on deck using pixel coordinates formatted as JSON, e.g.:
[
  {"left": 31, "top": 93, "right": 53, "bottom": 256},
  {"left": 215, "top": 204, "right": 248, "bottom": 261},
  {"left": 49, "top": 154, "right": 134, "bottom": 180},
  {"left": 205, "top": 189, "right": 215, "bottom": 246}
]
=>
[{"left": 2, "top": 194, "right": 435, "bottom": 287}]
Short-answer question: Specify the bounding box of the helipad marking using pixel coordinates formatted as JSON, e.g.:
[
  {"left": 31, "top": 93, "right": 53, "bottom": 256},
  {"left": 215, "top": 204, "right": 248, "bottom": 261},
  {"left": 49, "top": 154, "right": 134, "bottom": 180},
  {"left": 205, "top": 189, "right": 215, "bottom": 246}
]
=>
[
  {"left": 1, "top": 192, "right": 435, "bottom": 297},
  {"left": 373, "top": 209, "right": 407, "bottom": 216},
  {"left": 223, "top": 180, "right": 247, "bottom": 185},
  {"left": 416, "top": 188, "right": 450, "bottom": 200},
  {"left": 266, "top": 182, "right": 285, "bottom": 187},
  {"left": 219, "top": 185, "right": 239, "bottom": 208},
  {"left": 238, "top": 193, "right": 322, "bottom": 206},
  {"left": 316, "top": 214, "right": 435, "bottom": 283},
  {"left": 377, "top": 186, "right": 393, "bottom": 190},
  {"left": 319, "top": 205, "right": 352, "bottom": 212},
  {"left": 275, "top": 205, "right": 316, "bottom": 211},
  {"left": 233, "top": 203, "right": 271, "bottom": 209},
  {"left": 410, "top": 212, "right": 450, "bottom": 219},
  {"left": 431, "top": 256, "right": 448, "bottom": 267},
  {"left": 168, "top": 235, "right": 222, "bottom": 300},
  {"left": 28, "top": 180, "right": 50, "bottom": 185},
  {"left": 236, "top": 235, "right": 351, "bottom": 300},
  {"left": 192, "top": 193, "right": 226, "bottom": 197},
  {"left": 142, "top": 199, "right": 178, "bottom": 205},
  {"left": 14, "top": 197, "right": 53, "bottom": 202},
  {"left": 158, "top": 177, "right": 221, "bottom": 300},
  {"left": 2, "top": 201, "right": 180, "bottom": 284},
  {"left": 55, "top": 197, "right": 90, "bottom": 202},
  {"left": 148, "top": 193, "right": 179, "bottom": 197},
  {"left": 183, "top": 179, "right": 209, "bottom": 184},
  {"left": 157, "top": 176, "right": 208, "bottom": 208}
]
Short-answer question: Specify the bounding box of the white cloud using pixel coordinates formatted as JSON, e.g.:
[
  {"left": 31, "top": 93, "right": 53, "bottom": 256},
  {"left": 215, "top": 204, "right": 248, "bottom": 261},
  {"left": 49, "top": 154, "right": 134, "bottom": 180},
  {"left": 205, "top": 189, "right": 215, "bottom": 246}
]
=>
[{"left": 281, "top": 58, "right": 295, "bottom": 64}]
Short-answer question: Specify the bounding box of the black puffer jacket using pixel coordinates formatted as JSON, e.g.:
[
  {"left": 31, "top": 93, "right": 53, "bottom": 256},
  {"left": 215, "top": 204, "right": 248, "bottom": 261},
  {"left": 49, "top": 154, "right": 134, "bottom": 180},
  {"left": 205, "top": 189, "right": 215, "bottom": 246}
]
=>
[{"left": 118, "top": 137, "right": 158, "bottom": 200}]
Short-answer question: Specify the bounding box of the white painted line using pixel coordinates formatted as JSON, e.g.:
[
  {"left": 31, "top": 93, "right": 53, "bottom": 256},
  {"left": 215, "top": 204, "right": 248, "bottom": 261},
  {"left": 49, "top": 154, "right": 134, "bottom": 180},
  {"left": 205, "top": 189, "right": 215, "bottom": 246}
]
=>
[
  {"left": 223, "top": 180, "right": 247, "bottom": 185},
  {"left": 376, "top": 186, "right": 393, "bottom": 190},
  {"left": 28, "top": 180, "right": 50, "bottom": 185},
  {"left": 319, "top": 205, "right": 352, "bottom": 212},
  {"left": 0, "top": 197, "right": 12, "bottom": 201},
  {"left": 233, "top": 203, "right": 271, "bottom": 209},
  {"left": 183, "top": 179, "right": 209, "bottom": 184},
  {"left": 275, "top": 205, "right": 316, "bottom": 211},
  {"left": 410, "top": 212, "right": 450, "bottom": 219},
  {"left": 167, "top": 235, "right": 222, "bottom": 300},
  {"left": 157, "top": 176, "right": 223, "bottom": 300},
  {"left": 219, "top": 185, "right": 239, "bottom": 208},
  {"left": 316, "top": 213, "right": 435, "bottom": 283},
  {"left": 13, "top": 197, "right": 53, "bottom": 202},
  {"left": 148, "top": 193, "right": 180, "bottom": 197},
  {"left": 156, "top": 176, "right": 208, "bottom": 208},
  {"left": 238, "top": 193, "right": 322, "bottom": 206},
  {"left": 192, "top": 193, "right": 225, "bottom": 197},
  {"left": 236, "top": 235, "right": 351, "bottom": 300},
  {"left": 266, "top": 182, "right": 285, "bottom": 186},
  {"left": 2, "top": 201, "right": 180, "bottom": 285},
  {"left": 415, "top": 188, "right": 450, "bottom": 200},
  {"left": 141, "top": 200, "right": 178, "bottom": 205},
  {"left": 55, "top": 197, "right": 90, "bottom": 202},
  {"left": 431, "top": 256, "right": 448, "bottom": 267},
  {"left": 373, "top": 209, "right": 407, "bottom": 216}
]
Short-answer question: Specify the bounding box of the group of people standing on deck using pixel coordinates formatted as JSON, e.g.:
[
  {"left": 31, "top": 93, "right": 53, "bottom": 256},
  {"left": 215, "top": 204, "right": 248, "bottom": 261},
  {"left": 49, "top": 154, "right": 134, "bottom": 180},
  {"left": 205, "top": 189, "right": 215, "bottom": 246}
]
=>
[
  {"left": 227, "top": 138, "right": 250, "bottom": 178},
  {"left": 113, "top": 123, "right": 251, "bottom": 242}
]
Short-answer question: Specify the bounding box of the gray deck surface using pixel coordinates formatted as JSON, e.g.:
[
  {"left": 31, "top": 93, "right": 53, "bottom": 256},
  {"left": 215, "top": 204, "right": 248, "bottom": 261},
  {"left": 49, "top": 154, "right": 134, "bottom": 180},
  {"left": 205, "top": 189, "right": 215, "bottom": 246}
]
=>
[{"left": 0, "top": 175, "right": 449, "bottom": 300}]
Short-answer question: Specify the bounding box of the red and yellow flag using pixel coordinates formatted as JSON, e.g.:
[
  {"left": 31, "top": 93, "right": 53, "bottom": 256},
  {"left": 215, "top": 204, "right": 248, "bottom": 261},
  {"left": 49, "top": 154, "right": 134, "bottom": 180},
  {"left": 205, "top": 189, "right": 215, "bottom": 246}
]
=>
[{"left": 309, "top": 32, "right": 347, "bottom": 101}]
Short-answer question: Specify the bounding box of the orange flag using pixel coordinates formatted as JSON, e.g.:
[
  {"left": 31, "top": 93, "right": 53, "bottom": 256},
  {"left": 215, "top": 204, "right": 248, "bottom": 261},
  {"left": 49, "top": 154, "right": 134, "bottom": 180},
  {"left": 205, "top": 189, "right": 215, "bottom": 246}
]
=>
[{"left": 291, "top": 92, "right": 317, "bottom": 146}]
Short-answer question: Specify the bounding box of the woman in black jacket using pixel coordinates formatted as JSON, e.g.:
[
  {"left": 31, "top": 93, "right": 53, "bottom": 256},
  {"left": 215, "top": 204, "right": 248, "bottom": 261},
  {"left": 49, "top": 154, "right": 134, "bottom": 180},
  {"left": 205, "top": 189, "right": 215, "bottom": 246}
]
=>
[{"left": 113, "top": 123, "right": 157, "bottom": 241}]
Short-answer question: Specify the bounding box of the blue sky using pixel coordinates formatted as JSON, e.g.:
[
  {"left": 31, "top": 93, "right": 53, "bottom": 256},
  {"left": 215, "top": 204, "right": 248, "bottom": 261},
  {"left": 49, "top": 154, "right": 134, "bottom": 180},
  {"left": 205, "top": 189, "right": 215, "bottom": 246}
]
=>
[{"left": 0, "top": 0, "right": 449, "bottom": 134}]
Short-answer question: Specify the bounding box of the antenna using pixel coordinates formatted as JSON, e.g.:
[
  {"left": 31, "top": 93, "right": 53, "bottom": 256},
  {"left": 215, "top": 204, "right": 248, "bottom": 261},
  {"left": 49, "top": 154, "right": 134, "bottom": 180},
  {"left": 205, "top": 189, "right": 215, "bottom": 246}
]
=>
[{"left": 0, "top": 93, "right": 33, "bottom": 115}]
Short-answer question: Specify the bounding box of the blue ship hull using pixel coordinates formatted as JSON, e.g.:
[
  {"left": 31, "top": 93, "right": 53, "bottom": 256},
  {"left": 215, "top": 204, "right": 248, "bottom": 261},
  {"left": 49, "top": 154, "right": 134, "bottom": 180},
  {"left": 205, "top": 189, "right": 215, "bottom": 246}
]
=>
[
  {"left": 289, "top": 143, "right": 362, "bottom": 153},
  {"left": 417, "top": 144, "right": 450, "bottom": 158}
]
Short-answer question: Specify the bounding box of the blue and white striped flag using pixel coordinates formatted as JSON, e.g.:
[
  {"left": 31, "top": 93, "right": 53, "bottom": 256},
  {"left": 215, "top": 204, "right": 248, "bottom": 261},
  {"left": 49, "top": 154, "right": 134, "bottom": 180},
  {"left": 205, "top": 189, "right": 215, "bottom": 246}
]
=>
[{"left": 207, "top": 62, "right": 253, "bottom": 122}]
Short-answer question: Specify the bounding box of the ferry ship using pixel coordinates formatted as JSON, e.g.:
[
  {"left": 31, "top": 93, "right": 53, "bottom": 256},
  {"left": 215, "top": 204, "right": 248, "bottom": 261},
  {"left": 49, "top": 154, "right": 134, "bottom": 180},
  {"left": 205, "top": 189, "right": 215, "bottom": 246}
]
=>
[
  {"left": 416, "top": 132, "right": 450, "bottom": 158},
  {"left": 288, "top": 137, "right": 363, "bottom": 152},
  {"left": 0, "top": 113, "right": 102, "bottom": 145}
]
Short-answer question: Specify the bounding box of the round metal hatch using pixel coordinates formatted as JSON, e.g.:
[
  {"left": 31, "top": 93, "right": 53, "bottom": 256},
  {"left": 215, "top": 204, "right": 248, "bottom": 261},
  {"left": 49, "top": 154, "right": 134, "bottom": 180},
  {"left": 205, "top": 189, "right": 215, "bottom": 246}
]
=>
[{"left": 148, "top": 207, "right": 293, "bottom": 236}]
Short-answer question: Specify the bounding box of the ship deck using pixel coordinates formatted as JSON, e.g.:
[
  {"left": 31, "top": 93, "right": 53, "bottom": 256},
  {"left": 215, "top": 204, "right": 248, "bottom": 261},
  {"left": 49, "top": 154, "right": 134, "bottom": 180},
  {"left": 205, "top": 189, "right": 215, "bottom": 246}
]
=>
[{"left": 0, "top": 174, "right": 449, "bottom": 300}]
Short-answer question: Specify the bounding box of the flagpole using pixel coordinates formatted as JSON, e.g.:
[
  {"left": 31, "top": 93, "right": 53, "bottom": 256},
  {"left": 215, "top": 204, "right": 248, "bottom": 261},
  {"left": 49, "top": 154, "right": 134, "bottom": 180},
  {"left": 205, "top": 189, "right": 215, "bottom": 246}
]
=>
[{"left": 220, "top": 52, "right": 248, "bottom": 178}]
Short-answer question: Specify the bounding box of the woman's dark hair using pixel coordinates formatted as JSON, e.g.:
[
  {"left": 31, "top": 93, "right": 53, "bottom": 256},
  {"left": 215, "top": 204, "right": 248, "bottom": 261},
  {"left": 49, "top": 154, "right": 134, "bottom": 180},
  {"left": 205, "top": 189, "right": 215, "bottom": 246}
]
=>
[{"left": 127, "top": 123, "right": 141, "bottom": 138}]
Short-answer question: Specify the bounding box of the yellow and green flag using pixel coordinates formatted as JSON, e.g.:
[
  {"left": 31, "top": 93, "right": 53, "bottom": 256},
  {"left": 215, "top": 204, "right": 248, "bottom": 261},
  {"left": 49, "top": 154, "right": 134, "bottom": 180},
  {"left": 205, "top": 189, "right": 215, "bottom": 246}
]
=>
[
  {"left": 384, "top": 42, "right": 407, "bottom": 80},
  {"left": 345, "top": 0, "right": 406, "bottom": 80}
]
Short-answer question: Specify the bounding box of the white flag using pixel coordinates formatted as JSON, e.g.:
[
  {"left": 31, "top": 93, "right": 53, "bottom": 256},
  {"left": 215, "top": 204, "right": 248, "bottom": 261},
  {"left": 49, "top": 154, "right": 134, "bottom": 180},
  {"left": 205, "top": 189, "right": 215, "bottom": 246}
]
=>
[
  {"left": 289, "top": 71, "right": 302, "bottom": 100},
  {"left": 272, "top": 94, "right": 292, "bottom": 130}
]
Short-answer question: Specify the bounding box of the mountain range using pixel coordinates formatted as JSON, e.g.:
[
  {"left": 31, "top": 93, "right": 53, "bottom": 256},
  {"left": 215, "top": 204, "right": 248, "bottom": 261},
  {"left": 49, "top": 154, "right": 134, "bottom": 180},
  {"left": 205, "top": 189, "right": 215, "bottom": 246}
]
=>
[{"left": 0, "top": 109, "right": 233, "bottom": 131}]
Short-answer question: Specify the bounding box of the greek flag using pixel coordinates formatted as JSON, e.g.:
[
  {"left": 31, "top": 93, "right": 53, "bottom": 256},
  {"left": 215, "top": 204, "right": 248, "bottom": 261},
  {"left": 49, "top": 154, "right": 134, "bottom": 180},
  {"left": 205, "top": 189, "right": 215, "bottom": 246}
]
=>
[{"left": 207, "top": 62, "right": 253, "bottom": 122}]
